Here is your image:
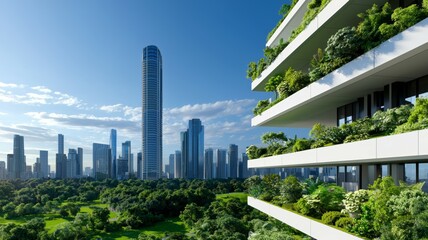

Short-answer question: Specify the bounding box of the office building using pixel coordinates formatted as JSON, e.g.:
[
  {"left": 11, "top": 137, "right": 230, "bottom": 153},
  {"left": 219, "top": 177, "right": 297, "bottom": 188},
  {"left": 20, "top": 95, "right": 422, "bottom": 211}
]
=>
[
  {"left": 246, "top": 1, "right": 428, "bottom": 238},
  {"left": 67, "top": 149, "right": 78, "bottom": 178},
  {"left": 168, "top": 153, "right": 174, "bottom": 178},
  {"left": 174, "top": 150, "right": 182, "bottom": 178},
  {"left": 110, "top": 129, "right": 117, "bottom": 179},
  {"left": 117, "top": 157, "right": 128, "bottom": 179},
  {"left": 13, "top": 134, "right": 26, "bottom": 179},
  {"left": 142, "top": 45, "right": 163, "bottom": 180},
  {"left": 228, "top": 144, "right": 238, "bottom": 178},
  {"left": 204, "top": 148, "right": 213, "bottom": 179},
  {"left": 0, "top": 161, "right": 6, "bottom": 179},
  {"left": 56, "top": 134, "right": 67, "bottom": 179},
  {"left": 122, "top": 141, "right": 132, "bottom": 175},
  {"left": 39, "top": 150, "right": 48, "bottom": 178},
  {"left": 181, "top": 119, "right": 204, "bottom": 179},
  {"left": 7, "top": 154, "right": 13, "bottom": 179},
  {"left": 137, "top": 152, "right": 142, "bottom": 179},
  {"left": 215, "top": 149, "right": 227, "bottom": 179},
  {"left": 93, "top": 143, "right": 111, "bottom": 180},
  {"left": 58, "top": 134, "right": 64, "bottom": 155}
]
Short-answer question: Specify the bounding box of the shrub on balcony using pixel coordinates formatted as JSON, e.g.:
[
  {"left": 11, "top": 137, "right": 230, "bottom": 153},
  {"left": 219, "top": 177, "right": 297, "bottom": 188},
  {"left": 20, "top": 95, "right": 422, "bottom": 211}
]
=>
[
  {"left": 395, "top": 98, "right": 428, "bottom": 134},
  {"left": 335, "top": 217, "right": 355, "bottom": 230},
  {"left": 294, "top": 184, "right": 345, "bottom": 218},
  {"left": 321, "top": 211, "right": 345, "bottom": 225},
  {"left": 341, "top": 189, "right": 370, "bottom": 218},
  {"left": 266, "top": 0, "right": 300, "bottom": 42},
  {"left": 253, "top": 100, "right": 270, "bottom": 116},
  {"left": 279, "top": 176, "right": 303, "bottom": 204}
]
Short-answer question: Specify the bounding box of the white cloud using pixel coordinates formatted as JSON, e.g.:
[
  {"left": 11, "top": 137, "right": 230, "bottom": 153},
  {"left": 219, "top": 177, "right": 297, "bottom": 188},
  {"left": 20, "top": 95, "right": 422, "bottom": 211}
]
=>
[
  {"left": 100, "top": 104, "right": 123, "bottom": 113},
  {"left": 0, "top": 82, "right": 25, "bottom": 88},
  {"left": 32, "top": 86, "right": 52, "bottom": 93}
]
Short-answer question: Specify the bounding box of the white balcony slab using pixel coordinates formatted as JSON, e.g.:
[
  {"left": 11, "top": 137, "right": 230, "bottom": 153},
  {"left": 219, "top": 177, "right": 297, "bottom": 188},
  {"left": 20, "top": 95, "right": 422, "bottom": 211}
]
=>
[
  {"left": 252, "top": 0, "right": 386, "bottom": 92},
  {"left": 248, "top": 130, "right": 428, "bottom": 169},
  {"left": 252, "top": 18, "right": 428, "bottom": 128},
  {"left": 266, "top": 0, "right": 312, "bottom": 48},
  {"left": 248, "top": 197, "right": 363, "bottom": 240}
]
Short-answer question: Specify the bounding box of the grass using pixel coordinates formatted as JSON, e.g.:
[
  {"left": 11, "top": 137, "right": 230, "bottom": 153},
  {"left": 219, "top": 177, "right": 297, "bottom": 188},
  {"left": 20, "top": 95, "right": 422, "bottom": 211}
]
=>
[
  {"left": 216, "top": 192, "right": 248, "bottom": 203},
  {"left": 94, "top": 218, "right": 186, "bottom": 240}
]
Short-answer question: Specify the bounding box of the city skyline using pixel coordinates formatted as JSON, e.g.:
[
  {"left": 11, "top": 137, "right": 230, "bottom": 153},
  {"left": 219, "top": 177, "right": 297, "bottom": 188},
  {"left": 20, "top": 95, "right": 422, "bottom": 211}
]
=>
[{"left": 0, "top": 1, "right": 307, "bottom": 169}]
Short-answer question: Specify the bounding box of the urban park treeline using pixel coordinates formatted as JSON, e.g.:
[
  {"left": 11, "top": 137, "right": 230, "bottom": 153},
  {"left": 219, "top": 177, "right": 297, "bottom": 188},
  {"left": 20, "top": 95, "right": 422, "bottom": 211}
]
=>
[{"left": 0, "top": 178, "right": 310, "bottom": 240}]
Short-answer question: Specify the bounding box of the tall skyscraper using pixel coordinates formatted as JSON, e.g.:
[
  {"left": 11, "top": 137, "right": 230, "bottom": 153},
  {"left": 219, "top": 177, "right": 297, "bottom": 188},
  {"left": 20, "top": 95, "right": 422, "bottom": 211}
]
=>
[
  {"left": 67, "top": 149, "right": 78, "bottom": 178},
  {"left": 0, "top": 161, "right": 6, "bottom": 179},
  {"left": 93, "top": 143, "right": 111, "bottom": 180},
  {"left": 56, "top": 134, "right": 67, "bottom": 179},
  {"left": 137, "top": 152, "right": 142, "bottom": 179},
  {"left": 13, "top": 135, "right": 26, "bottom": 179},
  {"left": 168, "top": 154, "right": 174, "bottom": 178},
  {"left": 142, "top": 45, "right": 162, "bottom": 180},
  {"left": 40, "top": 150, "right": 48, "bottom": 178},
  {"left": 174, "top": 150, "right": 182, "bottom": 178},
  {"left": 122, "top": 141, "right": 132, "bottom": 175},
  {"left": 216, "top": 149, "right": 227, "bottom": 179},
  {"left": 110, "top": 129, "right": 117, "bottom": 179},
  {"left": 7, "top": 154, "right": 13, "bottom": 179},
  {"left": 240, "top": 153, "right": 249, "bottom": 178},
  {"left": 204, "top": 148, "right": 213, "bottom": 179},
  {"left": 58, "top": 134, "right": 64, "bottom": 155},
  {"left": 228, "top": 144, "right": 238, "bottom": 178},
  {"left": 181, "top": 119, "right": 204, "bottom": 179},
  {"left": 77, "top": 147, "right": 83, "bottom": 177}
]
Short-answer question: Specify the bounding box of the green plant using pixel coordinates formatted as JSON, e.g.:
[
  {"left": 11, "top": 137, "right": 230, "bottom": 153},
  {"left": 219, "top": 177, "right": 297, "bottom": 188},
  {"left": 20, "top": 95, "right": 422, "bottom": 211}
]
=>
[
  {"left": 247, "top": 62, "right": 257, "bottom": 80},
  {"left": 341, "top": 189, "right": 370, "bottom": 217},
  {"left": 265, "top": 75, "right": 283, "bottom": 97},
  {"left": 321, "top": 211, "right": 344, "bottom": 225},
  {"left": 325, "top": 26, "right": 362, "bottom": 60},
  {"left": 279, "top": 176, "right": 302, "bottom": 204},
  {"left": 253, "top": 100, "right": 270, "bottom": 115},
  {"left": 335, "top": 217, "right": 355, "bottom": 230},
  {"left": 291, "top": 139, "right": 312, "bottom": 152},
  {"left": 395, "top": 98, "right": 428, "bottom": 133}
]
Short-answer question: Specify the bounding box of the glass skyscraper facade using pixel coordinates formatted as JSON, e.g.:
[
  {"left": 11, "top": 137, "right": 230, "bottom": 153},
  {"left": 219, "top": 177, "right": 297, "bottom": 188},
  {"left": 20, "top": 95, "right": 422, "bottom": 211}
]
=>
[
  {"left": 93, "top": 143, "right": 111, "bottom": 180},
  {"left": 110, "top": 129, "right": 117, "bottom": 179},
  {"left": 181, "top": 119, "right": 204, "bottom": 179},
  {"left": 13, "top": 135, "right": 26, "bottom": 179},
  {"left": 142, "top": 45, "right": 162, "bottom": 180}
]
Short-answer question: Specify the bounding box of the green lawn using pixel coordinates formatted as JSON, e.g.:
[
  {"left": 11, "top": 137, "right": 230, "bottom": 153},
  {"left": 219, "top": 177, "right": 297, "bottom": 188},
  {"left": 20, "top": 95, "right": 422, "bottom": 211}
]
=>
[
  {"left": 216, "top": 192, "right": 248, "bottom": 203},
  {"left": 94, "top": 218, "right": 186, "bottom": 240}
]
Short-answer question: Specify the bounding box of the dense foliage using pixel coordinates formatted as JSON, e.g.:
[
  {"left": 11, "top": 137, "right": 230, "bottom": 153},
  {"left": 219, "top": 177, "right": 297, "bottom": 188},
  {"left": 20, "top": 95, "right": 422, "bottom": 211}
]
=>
[
  {"left": 247, "top": 99, "right": 428, "bottom": 160},
  {"left": 247, "top": 175, "right": 428, "bottom": 239},
  {"left": 251, "top": 2, "right": 428, "bottom": 115}
]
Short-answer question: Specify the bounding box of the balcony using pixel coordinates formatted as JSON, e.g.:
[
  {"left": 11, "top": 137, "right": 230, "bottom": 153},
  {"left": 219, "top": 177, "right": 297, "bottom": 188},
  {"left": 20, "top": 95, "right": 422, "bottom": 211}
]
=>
[
  {"left": 248, "top": 197, "right": 363, "bottom": 240},
  {"left": 266, "top": 0, "right": 312, "bottom": 48},
  {"left": 248, "top": 129, "right": 428, "bottom": 169},
  {"left": 252, "top": 18, "right": 428, "bottom": 128},
  {"left": 252, "top": 0, "right": 387, "bottom": 92}
]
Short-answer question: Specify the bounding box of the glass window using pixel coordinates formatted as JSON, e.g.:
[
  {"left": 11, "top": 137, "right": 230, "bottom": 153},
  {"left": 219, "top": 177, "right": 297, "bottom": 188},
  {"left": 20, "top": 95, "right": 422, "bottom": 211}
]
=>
[
  {"left": 405, "top": 163, "right": 417, "bottom": 184},
  {"left": 405, "top": 80, "right": 417, "bottom": 105},
  {"left": 382, "top": 164, "right": 390, "bottom": 177},
  {"left": 346, "top": 166, "right": 359, "bottom": 183},
  {"left": 418, "top": 76, "right": 428, "bottom": 99},
  {"left": 419, "top": 163, "right": 428, "bottom": 192},
  {"left": 338, "top": 166, "right": 345, "bottom": 186},
  {"left": 337, "top": 107, "right": 345, "bottom": 126}
]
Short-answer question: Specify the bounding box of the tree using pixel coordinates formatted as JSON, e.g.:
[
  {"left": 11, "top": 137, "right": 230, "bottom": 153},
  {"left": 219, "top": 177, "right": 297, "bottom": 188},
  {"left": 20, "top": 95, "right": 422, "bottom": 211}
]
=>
[{"left": 91, "top": 207, "right": 110, "bottom": 230}]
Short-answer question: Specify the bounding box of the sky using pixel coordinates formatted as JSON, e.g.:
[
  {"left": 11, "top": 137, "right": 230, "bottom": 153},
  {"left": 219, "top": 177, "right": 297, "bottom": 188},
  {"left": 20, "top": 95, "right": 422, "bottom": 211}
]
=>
[{"left": 0, "top": 0, "right": 307, "bottom": 171}]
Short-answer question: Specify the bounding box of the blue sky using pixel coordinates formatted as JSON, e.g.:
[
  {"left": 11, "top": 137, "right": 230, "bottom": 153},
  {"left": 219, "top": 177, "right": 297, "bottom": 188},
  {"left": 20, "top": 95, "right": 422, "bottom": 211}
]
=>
[{"left": 0, "top": 0, "right": 306, "bottom": 170}]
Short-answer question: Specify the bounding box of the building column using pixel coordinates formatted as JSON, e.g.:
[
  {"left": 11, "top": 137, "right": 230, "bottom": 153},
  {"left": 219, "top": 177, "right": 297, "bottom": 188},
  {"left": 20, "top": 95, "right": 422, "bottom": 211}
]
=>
[{"left": 391, "top": 163, "right": 404, "bottom": 185}]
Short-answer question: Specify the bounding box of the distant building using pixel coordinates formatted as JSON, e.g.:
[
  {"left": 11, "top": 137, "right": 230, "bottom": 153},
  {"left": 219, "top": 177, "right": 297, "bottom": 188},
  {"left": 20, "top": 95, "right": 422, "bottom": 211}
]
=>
[
  {"left": 117, "top": 157, "right": 128, "bottom": 180},
  {"left": 7, "top": 154, "right": 13, "bottom": 179},
  {"left": 174, "top": 150, "right": 182, "bottom": 178},
  {"left": 239, "top": 153, "right": 249, "bottom": 178},
  {"left": 137, "top": 152, "right": 142, "bottom": 179},
  {"left": 142, "top": 45, "right": 163, "bottom": 180},
  {"left": 77, "top": 148, "right": 83, "bottom": 177},
  {"left": 56, "top": 134, "right": 67, "bottom": 179},
  {"left": 181, "top": 119, "right": 204, "bottom": 179},
  {"left": 67, "top": 149, "right": 78, "bottom": 178},
  {"left": 25, "top": 165, "right": 32, "bottom": 179},
  {"left": 110, "top": 129, "right": 117, "bottom": 179},
  {"left": 0, "top": 161, "right": 6, "bottom": 179},
  {"left": 84, "top": 167, "right": 92, "bottom": 177},
  {"left": 122, "top": 141, "right": 132, "bottom": 175},
  {"left": 228, "top": 144, "right": 238, "bottom": 178},
  {"left": 13, "top": 135, "right": 26, "bottom": 179},
  {"left": 93, "top": 143, "right": 111, "bottom": 180},
  {"left": 40, "top": 150, "right": 48, "bottom": 178},
  {"left": 33, "top": 160, "right": 41, "bottom": 178},
  {"left": 204, "top": 148, "right": 213, "bottom": 179},
  {"left": 58, "top": 134, "right": 64, "bottom": 155},
  {"left": 215, "top": 149, "right": 227, "bottom": 179},
  {"left": 168, "top": 154, "right": 174, "bottom": 178}
]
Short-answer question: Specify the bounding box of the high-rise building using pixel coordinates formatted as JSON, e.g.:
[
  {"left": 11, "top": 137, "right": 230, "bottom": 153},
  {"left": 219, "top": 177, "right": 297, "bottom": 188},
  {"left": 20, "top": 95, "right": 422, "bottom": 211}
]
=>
[
  {"left": 174, "top": 150, "right": 182, "bottom": 178},
  {"left": 168, "top": 154, "right": 174, "bottom": 178},
  {"left": 204, "top": 148, "right": 213, "bottom": 179},
  {"left": 122, "top": 141, "right": 132, "bottom": 175},
  {"left": 239, "top": 153, "right": 249, "bottom": 178},
  {"left": 58, "top": 134, "right": 64, "bottom": 155},
  {"left": 110, "top": 129, "right": 117, "bottom": 179},
  {"left": 33, "top": 160, "right": 41, "bottom": 178},
  {"left": 13, "top": 135, "right": 26, "bottom": 179},
  {"left": 142, "top": 45, "right": 162, "bottom": 180},
  {"left": 215, "top": 149, "right": 227, "bottom": 179},
  {"left": 7, "top": 154, "right": 13, "bottom": 179},
  {"left": 67, "top": 149, "right": 78, "bottom": 178},
  {"left": 77, "top": 147, "right": 83, "bottom": 177},
  {"left": 183, "top": 119, "right": 204, "bottom": 179},
  {"left": 137, "top": 152, "right": 142, "bottom": 179},
  {"left": 93, "top": 143, "right": 111, "bottom": 180},
  {"left": 228, "top": 144, "right": 238, "bottom": 178},
  {"left": 0, "top": 161, "right": 6, "bottom": 179},
  {"left": 117, "top": 157, "right": 128, "bottom": 179},
  {"left": 40, "top": 150, "right": 48, "bottom": 178},
  {"left": 56, "top": 134, "right": 67, "bottom": 179},
  {"left": 180, "top": 131, "right": 188, "bottom": 178}
]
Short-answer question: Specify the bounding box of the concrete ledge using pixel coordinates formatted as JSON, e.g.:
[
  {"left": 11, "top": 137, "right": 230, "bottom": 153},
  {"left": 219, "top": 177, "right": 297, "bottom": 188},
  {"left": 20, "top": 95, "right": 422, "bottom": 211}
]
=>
[
  {"left": 248, "top": 196, "right": 363, "bottom": 240},
  {"left": 248, "top": 129, "right": 428, "bottom": 169}
]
